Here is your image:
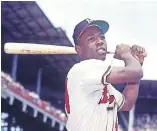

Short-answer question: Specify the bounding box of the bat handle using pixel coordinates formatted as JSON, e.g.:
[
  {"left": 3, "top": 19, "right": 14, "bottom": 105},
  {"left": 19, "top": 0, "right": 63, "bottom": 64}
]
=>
[
  {"left": 107, "top": 51, "right": 115, "bottom": 54},
  {"left": 107, "top": 51, "right": 147, "bottom": 57}
]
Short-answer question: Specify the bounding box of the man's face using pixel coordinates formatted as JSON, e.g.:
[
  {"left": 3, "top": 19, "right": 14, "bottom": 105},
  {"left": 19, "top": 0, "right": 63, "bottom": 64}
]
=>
[{"left": 77, "top": 26, "right": 107, "bottom": 60}]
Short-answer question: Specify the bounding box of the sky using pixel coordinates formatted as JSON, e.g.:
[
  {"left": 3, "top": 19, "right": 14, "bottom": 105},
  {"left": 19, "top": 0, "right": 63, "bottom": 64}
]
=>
[{"left": 37, "top": 0, "right": 157, "bottom": 80}]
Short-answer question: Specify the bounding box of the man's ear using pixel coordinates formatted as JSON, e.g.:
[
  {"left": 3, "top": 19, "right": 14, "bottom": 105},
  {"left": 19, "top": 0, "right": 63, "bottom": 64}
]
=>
[{"left": 75, "top": 45, "right": 82, "bottom": 55}]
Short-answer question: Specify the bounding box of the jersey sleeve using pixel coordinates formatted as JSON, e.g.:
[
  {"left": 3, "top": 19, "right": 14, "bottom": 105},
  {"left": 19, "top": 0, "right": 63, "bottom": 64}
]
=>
[{"left": 113, "top": 89, "right": 125, "bottom": 111}]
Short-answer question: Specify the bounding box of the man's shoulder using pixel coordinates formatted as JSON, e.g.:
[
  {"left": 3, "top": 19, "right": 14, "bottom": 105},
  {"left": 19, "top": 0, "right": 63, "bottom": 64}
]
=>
[
  {"left": 69, "top": 59, "right": 105, "bottom": 71},
  {"left": 82, "top": 59, "right": 105, "bottom": 64},
  {"left": 67, "top": 59, "right": 110, "bottom": 77},
  {"left": 67, "top": 62, "right": 81, "bottom": 78},
  {"left": 77, "top": 59, "right": 106, "bottom": 67}
]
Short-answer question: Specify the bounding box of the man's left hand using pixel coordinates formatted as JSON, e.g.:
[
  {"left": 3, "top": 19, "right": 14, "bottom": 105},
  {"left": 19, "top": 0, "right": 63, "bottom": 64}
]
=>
[{"left": 131, "top": 45, "right": 145, "bottom": 65}]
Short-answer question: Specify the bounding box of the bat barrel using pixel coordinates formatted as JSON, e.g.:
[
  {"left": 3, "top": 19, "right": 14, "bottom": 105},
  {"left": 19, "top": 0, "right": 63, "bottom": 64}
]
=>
[{"left": 4, "top": 43, "right": 77, "bottom": 54}]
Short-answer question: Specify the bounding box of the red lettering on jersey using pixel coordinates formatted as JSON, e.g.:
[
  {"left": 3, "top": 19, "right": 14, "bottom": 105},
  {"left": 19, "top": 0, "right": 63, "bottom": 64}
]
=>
[
  {"left": 98, "top": 86, "right": 115, "bottom": 104},
  {"left": 65, "top": 79, "right": 70, "bottom": 114},
  {"left": 99, "top": 87, "right": 108, "bottom": 103}
]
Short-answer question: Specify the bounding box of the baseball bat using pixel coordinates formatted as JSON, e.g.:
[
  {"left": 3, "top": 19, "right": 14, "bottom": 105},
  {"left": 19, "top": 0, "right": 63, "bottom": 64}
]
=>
[
  {"left": 4, "top": 42, "right": 115, "bottom": 55},
  {"left": 4, "top": 42, "right": 147, "bottom": 57}
]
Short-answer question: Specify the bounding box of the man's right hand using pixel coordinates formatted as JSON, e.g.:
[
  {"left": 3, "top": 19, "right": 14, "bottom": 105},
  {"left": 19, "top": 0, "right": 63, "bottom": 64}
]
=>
[{"left": 114, "top": 44, "right": 133, "bottom": 60}]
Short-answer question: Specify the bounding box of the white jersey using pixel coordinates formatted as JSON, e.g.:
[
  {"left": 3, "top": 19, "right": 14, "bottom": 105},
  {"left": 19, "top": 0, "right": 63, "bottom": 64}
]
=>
[{"left": 65, "top": 59, "right": 125, "bottom": 131}]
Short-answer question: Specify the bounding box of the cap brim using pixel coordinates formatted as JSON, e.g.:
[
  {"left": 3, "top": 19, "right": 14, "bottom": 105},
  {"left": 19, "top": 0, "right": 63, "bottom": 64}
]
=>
[
  {"left": 78, "top": 20, "right": 109, "bottom": 41},
  {"left": 90, "top": 20, "right": 109, "bottom": 34}
]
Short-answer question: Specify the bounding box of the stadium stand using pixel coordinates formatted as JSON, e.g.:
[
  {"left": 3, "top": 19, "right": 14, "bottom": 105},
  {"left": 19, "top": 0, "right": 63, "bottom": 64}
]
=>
[
  {"left": 1, "top": 71, "right": 66, "bottom": 131},
  {"left": 134, "top": 114, "right": 157, "bottom": 131}
]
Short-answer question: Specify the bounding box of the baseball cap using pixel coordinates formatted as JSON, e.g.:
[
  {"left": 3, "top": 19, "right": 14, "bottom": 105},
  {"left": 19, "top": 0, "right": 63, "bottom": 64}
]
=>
[{"left": 73, "top": 18, "right": 109, "bottom": 45}]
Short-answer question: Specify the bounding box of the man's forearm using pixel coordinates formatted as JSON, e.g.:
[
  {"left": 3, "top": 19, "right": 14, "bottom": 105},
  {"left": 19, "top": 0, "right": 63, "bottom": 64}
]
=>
[
  {"left": 123, "top": 54, "right": 143, "bottom": 81},
  {"left": 120, "top": 59, "right": 143, "bottom": 111},
  {"left": 106, "top": 53, "right": 143, "bottom": 84},
  {"left": 120, "top": 81, "right": 140, "bottom": 111}
]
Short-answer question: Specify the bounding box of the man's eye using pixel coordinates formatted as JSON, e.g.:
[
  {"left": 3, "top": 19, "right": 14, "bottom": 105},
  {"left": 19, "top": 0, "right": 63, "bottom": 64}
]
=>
[{"left": 88, "top": 37, "right": 95, "bottom": 41}]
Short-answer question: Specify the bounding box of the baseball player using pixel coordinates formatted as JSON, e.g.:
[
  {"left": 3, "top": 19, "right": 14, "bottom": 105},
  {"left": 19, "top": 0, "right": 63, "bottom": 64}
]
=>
[{"left": 65, "top": 18, "right": 145, "bottom": 131}]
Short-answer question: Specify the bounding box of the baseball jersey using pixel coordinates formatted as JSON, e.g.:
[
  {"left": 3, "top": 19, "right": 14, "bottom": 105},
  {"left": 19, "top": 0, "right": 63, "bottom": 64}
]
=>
[{"left": 65, "top": 59, "right": 125, "bottom": 131}]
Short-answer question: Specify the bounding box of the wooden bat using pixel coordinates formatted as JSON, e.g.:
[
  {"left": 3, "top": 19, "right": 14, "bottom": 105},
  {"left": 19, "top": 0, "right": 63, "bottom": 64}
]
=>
[
  {"left": 4, "top": 42, "right": 147, "bottom": 57},
  {"left": 4, "top": 42, "right": 115, "bottom": 55}
]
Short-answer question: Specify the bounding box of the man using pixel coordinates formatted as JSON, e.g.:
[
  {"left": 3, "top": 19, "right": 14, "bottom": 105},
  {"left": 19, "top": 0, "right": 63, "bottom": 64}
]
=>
[{"left": 65, "top": 18, "right": 145, "bottom": 131}]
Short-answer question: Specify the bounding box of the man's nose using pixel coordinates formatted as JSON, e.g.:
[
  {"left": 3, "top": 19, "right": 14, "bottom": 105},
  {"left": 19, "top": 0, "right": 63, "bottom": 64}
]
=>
[{"left": 96, "top": 38, "right": 104, "bottom": 46}]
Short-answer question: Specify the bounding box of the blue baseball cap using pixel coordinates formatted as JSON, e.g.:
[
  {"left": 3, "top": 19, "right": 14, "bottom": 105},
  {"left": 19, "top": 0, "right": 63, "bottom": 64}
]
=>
[{"left": 73, "top": 18, "right": 109, "bottom": 45}]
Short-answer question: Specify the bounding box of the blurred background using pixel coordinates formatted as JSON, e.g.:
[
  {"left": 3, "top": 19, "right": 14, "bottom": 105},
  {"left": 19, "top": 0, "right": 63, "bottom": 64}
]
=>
[{"left": 1, "top": 1, "right": 157, "bottom": 131}]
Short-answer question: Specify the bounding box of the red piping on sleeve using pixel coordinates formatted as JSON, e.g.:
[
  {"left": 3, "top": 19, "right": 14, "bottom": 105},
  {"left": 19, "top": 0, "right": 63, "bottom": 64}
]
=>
[{"left": 101, "top": 65, "right": 111, "bottom": 85}]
